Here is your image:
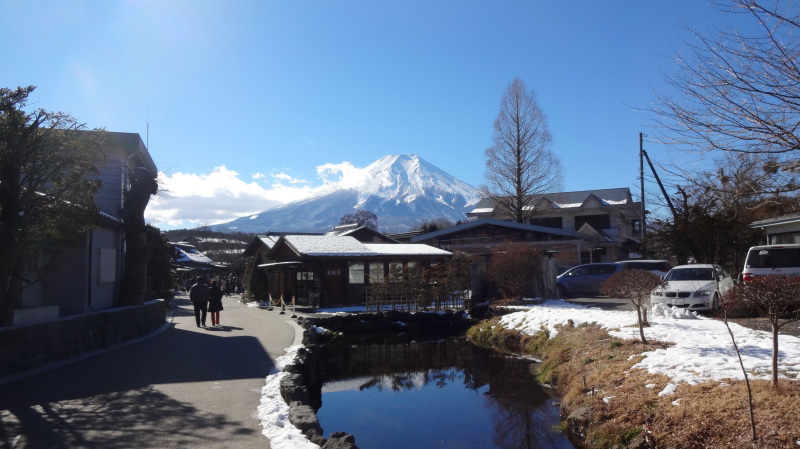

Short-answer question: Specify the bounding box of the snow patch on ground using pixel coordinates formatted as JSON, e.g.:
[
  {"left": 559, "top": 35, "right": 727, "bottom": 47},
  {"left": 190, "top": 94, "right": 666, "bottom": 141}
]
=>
[{"left": 497, "top": 299, "right": 800, "bottom": 385}]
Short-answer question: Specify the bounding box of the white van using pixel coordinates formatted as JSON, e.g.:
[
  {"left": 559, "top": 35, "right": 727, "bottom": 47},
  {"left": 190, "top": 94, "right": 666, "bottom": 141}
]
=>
[{"left": 741, "top": 244, "right": 800, "bottom": 282}]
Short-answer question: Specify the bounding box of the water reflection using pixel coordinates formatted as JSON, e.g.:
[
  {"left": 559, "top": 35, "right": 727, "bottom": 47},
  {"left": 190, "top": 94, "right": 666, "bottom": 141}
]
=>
[{"left": 316, "top": 337, "right": 574, "bottom": 449}]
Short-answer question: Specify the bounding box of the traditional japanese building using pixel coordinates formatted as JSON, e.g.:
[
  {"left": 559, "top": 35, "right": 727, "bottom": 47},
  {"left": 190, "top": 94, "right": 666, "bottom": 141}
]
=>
[{"left": 244, "top": 228, "right": 451, "bottom": 308}]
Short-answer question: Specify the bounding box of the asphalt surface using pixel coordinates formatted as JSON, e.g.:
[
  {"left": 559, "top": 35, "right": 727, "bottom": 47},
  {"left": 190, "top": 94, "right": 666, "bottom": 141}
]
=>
[
  {"left": 563, "top": 295, "right": 634, "bottom": 311},
  {"left": 0, "top": 293, "right": 303, "bottom": 449}
]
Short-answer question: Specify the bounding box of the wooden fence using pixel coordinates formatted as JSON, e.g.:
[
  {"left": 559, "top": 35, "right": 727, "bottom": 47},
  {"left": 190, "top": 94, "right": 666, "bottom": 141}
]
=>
[{"left": 365, "top": 283, "right": 471, "bottom": 312}]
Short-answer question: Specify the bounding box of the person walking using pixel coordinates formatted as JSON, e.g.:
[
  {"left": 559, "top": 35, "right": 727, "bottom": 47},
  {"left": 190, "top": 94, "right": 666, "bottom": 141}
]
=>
[
  {"left": 208, "top": 278, "right": 224, "bottom": 327},
  {"left": 189, "top": 276, "right": 210, "bottom": 327}
]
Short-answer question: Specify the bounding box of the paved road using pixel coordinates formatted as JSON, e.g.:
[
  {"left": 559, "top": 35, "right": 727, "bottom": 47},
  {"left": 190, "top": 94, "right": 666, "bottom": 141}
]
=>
[
  {"left": 563, "top": 295, "right": 634, "bottom": 311},
  {"left": 0, "top": 293, "right": 303, "bottom": 449}
]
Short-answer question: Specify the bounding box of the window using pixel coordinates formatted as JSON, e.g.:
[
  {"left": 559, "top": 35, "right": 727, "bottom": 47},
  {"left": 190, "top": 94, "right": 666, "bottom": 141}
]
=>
[
  {"left": 575, "top": 214, "right": 611, "bottom": 230},
  {"left": 296, "top": 271, "right": 317, "bottom": 302},
  {"left": 388, "top": 261, "right": 404, "bottom": 281},
  {"left": 349, "top": 262, "right": 365, "bottom": 284},
  {"left": 632, "top": 219, "right": 642, "bottom": 235},
  {"left": 296, "top": 271, "right": 315, "bottom": 287},
  {"left": 369, "top": 262, "right": 385, "bottom": 283},
  {"left": 567, "top": 266, "right": 590, "bottom": 277},
  {"left": 769, "top": 232, "right": 800, "bottom": 244},
  {"left": 590, "top": 264, "right": 618, "bottom": 275},
  {"left": 530, "top": 216, "right": 563, "bottom": 229}
]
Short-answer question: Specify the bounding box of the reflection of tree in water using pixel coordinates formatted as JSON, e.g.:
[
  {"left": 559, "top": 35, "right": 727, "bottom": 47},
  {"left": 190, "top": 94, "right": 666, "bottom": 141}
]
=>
[
  {"left": 356, "top": 367, "right": 460, "bottom": 392},
  {"left": 321, "top": 338, "right": 571, "bottom": 448},
  {"left": 1, "top": 386, "right": 253, "bottom": 448},
  {"left": 323, "top": 338, "right": 474, "bottom": 392},
  {"left": 470, "top": 351, "right": 567, "bottom": 449}
]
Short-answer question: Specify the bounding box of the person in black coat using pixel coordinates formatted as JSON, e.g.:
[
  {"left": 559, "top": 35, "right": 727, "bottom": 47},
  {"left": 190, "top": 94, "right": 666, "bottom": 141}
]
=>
[
  {"left": 208, "top": 279, "right": 224, "bottom": 327},
  {"left": 189, "top": 276, "right": 209, "bottom": 327}
]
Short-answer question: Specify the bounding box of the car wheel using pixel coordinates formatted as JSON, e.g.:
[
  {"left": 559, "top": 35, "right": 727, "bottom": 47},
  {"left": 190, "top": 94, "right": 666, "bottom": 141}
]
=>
[
  {"left": 557, "top": 285, "right": 567, "bottom": 298},
  {"left": 712, "top": 294, "right": 719, "bottom": 311}
]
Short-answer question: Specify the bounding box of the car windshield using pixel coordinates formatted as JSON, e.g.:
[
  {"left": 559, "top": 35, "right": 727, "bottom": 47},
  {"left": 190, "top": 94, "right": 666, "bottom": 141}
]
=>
[{"left": 665, "top": 268, "right": 714, "bottom": 281}]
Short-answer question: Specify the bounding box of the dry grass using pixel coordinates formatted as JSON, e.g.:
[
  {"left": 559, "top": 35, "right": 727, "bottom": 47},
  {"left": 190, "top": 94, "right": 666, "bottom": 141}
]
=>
[{"left": 468, "top": 319, "right": 800, "bottom": 448}]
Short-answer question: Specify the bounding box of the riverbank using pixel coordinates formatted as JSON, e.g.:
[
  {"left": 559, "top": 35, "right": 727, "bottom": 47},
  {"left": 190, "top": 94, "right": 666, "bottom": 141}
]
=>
[{"left": 467, "top": 303, "right": 800, "bottom": 449}]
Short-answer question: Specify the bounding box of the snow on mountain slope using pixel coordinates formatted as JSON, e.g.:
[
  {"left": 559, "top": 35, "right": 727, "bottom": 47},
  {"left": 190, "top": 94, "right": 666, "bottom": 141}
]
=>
[{"left": 216, "top": 154, "right": 482, "bottom": 233}]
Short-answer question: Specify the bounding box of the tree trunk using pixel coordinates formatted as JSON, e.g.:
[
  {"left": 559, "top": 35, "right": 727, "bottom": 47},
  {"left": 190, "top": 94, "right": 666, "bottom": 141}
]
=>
[
  {"left": 0, "top": 190, "right": 23, "bottom": 325},
  {"left": 772, "top": 322, "right": 780, "bottom": 388},
  {"left": 636, "top": 305, "right": 649, "bottom": 344},
  {"left": 118, "top": 168, "right": 157, "bottom": 307}
]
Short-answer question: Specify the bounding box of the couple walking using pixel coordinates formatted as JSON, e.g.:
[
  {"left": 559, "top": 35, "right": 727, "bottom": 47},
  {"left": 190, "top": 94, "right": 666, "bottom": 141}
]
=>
[{"left": 189, "top": 276, "right": 224, "bottom": 327}]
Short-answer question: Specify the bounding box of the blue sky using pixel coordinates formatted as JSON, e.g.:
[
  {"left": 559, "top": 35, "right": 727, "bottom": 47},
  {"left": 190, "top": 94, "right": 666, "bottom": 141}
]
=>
[{"left": 1, "top": 1, "right": 737, "bottom": 230}]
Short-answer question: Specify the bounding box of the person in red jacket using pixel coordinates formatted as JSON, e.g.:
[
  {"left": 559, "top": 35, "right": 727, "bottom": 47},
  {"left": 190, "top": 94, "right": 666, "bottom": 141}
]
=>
[{"left": 208, "top": 278, "right": 224, "bottom": 327}]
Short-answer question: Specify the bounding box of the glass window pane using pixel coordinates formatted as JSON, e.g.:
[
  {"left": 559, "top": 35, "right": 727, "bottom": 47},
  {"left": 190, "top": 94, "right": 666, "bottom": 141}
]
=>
[
  {"left": 369, "top": 262, "right": 384, "bottom": 283},
  {"left": 349, "top": 263, "right": 365, "bottom": 284}
]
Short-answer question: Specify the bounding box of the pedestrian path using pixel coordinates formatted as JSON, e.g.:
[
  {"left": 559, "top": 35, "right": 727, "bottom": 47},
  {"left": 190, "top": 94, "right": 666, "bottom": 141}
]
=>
[{"left": 0, "top": 293, "right": 302, "bottom": 449}]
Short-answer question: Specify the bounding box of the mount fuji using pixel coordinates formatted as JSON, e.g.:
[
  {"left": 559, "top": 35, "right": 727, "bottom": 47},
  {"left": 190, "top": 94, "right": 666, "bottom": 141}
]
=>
[{"left": 215, "top": 154, "right": 482, "bottom": 234}]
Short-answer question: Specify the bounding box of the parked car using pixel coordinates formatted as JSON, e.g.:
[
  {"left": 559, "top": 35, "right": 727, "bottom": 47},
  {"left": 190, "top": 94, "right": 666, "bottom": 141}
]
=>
[
  {"left": 617, "top": 260, "right": 671, "bottom": 277},
  {"left": 740, "top": 244, "right": 800, "bottom": 283},
  {"left": 650, "top": 264, "right": 735, "bottom": 311},
  {"left": 557, "top": 260, "right": 672, "bottom": 297},
  {"left": 557, "top": 263, "right": 620, "bottom": 297}
]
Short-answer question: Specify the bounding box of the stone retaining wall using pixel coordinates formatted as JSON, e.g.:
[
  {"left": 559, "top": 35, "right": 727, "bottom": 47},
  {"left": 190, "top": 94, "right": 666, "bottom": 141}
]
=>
[
  {"left": 0, "top": 299, "right": 166, "bottom": 378},
  {"left": 275, "top": 310, "right": 478, "bottom": 449}
]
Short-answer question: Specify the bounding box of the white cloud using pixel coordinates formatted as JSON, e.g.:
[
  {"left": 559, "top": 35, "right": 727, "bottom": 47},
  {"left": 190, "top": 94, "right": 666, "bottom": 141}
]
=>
[
  {"left": 145, "top": 166, "right": 315, "bottom": 230},
  {"left": 316, "top": 161, "right": 371, "bottom": 189},
  {"left": 144, "top": 162, "right": 368, "bottom": 230},
  {"left": 271, "top": 172, "right": 307, "bottom": 184}
]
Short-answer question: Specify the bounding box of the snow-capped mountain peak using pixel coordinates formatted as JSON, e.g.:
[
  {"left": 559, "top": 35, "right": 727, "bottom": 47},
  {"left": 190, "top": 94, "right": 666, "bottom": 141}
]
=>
[{"left": 217, "top": 154, "right": 482, "bottom": 233}]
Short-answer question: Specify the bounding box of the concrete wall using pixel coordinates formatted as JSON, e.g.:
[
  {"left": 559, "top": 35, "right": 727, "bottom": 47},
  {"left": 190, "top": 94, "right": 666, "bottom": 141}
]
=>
[{"left": 0, "top": 299, "right": 166, "bottom": 378}]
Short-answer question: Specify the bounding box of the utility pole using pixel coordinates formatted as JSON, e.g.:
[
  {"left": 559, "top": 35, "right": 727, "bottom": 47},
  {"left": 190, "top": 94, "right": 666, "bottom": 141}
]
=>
[{"left": 639, "top": 133, "right": 646, "bottom": 254}]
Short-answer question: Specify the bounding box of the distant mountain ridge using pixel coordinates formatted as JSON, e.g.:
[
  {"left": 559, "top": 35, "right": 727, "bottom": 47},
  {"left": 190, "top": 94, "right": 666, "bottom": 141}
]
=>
[{"left": 215, "top": 154, "right": 482, "bottom": 233}]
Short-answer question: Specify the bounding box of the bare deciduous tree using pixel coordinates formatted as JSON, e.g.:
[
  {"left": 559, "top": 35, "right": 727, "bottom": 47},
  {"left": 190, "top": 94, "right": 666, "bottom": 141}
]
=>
[
  {"left": 486, "top": 242, "right": 542, "bottom": 300},
  {"left": 725, "top": 275, "right": 800, "bottom": 388},
  {"left": 600, "top": 269, "right": 665, "bottom": 344},
  {"left": 483, "top": 77, "right": 562, "bottom": 223},
  {"left": 652, "top": 0, "right": 800, "bottom": 196},
  {"left": 339, "top": 209, "right": 378, "bottom": 230}
]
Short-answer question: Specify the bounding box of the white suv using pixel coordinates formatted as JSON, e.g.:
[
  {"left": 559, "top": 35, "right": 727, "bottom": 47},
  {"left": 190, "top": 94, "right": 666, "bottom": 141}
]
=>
[{"left": 741, "top": 244, "right": 800, "bottom": 283}]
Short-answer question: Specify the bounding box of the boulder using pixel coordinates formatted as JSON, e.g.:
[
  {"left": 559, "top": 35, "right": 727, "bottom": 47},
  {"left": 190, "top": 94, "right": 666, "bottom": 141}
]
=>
[
  {"left": 288, "top": 402, "right": 323, "bottom": 435},
  {"left": 280, "top": 373, "right": 310, "bottom": 405},
  {"left": 321, "top": 431, "right": 359, "bottom": 449}
]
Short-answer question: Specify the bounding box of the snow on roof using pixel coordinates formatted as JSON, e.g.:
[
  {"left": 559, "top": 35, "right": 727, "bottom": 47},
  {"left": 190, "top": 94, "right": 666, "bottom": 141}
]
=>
[
  {"left": 174, "top": 246, "right": 215, "bottom": 264},
  {"left": 365, "top": 243, "right": 452, "bottom": 257},
  {"left": 259, "top": 235, "right": 281, "bottom": 249},
  {"left": 325, "top": 223, "right": 361, "bottom": 235},
  {"left": 470, "top": 207, "right": 495, "bottom": 214},
  {"left": 282, "top": 235, "right": 451, "bottom": 257},
  {"left": 284, "top": 235, "right": 369, "bottom": 255},
  {"left": 469, "top": 188, "right": 633, "bottom": 213}
]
